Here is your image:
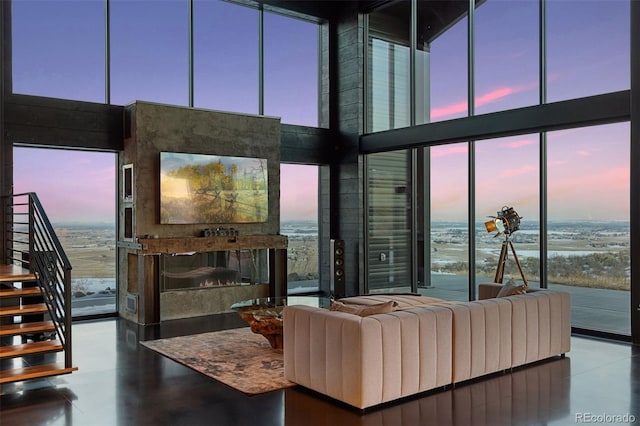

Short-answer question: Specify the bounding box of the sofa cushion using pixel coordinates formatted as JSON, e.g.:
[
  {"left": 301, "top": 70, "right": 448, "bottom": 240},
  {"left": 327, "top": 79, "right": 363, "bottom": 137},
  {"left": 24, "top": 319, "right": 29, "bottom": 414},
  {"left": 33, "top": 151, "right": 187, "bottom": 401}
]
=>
[
  {"left": 329, "top": 299, "right": 398, "bottom": 316},
  {"left": 338, "top": 294, "right": 444, "bottom": 309}
]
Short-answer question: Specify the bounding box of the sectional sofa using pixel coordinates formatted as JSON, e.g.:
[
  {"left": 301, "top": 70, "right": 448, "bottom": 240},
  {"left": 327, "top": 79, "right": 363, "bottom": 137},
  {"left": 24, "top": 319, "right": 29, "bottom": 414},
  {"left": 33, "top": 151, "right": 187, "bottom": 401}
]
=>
[{"left": 283, "top": 284, "right": 571, "bottom": 410}]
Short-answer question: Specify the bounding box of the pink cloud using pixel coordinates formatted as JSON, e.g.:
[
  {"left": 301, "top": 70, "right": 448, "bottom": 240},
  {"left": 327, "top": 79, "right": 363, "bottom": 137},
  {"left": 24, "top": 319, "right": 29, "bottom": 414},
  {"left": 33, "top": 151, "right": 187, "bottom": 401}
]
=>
[
  {"left": 548, "top": 166, "right": 629, "bottom": 220},
  {"left": 551, "top": 166, "right": 628, "bottom": 193},
  {"left": 499, "top": 164, "right": 536, "bottom": 178},
  {"left": 548, "top": 160, "right": 568, "bottom": 167},
  {"left": 504, "top": 139, "right": 536, "bottom": 149},
  {"left": 475, "top": 87, "right": 515, "bottom": 107},
  {"left": 432, "top": 80, "right": 537, "bottom": 120},
  {"left": 431, "top": 191, "right": 466, "bottom": 211},
  {"left": 580, "top": 166, "right": 629, "bottom": 187},
  {"left": 577, "top": 150, "right": 592, "bottom": 157},
  {"left": 431, "top": 100, "right": 467, "bottom": 119},
  {"left": 547, "top": 71, "right": 562, "bottom": 82},
  {"left": 431, "top": 145, "right": 468, "bottom": 158}
]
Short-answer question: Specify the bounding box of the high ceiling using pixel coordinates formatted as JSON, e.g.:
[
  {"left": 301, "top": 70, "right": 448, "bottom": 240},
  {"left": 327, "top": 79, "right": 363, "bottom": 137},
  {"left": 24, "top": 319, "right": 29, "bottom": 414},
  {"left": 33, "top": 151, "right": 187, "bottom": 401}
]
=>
[{"left": 258, "top": 0, "right": 469, "bottom": 44}]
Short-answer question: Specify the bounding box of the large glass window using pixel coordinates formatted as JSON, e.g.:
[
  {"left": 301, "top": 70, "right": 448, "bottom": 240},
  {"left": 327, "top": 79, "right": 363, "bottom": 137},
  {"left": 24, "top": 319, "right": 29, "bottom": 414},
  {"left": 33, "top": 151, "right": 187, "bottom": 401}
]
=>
[
  {"left": 424, "top": 4, "right": 468, "bottom": 123},
  {"left": 366, "top": 150, "right": 412, "bottom": 293},
  {"left": 547, "top": 123, "right": 630, "bottom": 335},
  {"left": 367, "top": 1, "right": 411, "bottom": 132},
  {"left": 11, "top": 0, "right": 105, "bottom": 102},
  {"left": 423, "top": 143, "right": 469, "bottom": 301},
  {"left": 547, "top": 0, "right": 630, "bottom": 102},
  {"left": 280, "top": 164, "right": 319, "bottom": 294},
  {"left": 110, "top": 0, "right": 188, "bottom": 106},
  {"left": 474, "top": 0, "right": 539, "bottom": 114},
  {"left": 194, "top": 0, "right": 258, "bottom": 114},
  {"left": 264, "top": 12, "right": 318, "bottom": 126},
  {"left": 475, "top": 135, "right": 540, "bottom": 289},
  {"left": 13, "top": 147, "right": 117, "bottom": 317}
]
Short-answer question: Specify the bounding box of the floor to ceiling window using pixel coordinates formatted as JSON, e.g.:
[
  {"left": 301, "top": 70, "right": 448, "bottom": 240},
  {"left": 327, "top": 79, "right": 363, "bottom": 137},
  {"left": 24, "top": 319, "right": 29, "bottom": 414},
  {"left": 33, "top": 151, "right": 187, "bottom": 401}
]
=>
[
  {"left": 547, "top": 123, "right": 630, "bottom": 335},
  {"left": 475, "top": 134, "right": 540, "bottom": 290},
  {"left": 13, "top": 147, "right": 117, "bottom": 317},
  {"left": 9, "top": 0, "right": 324, "bottom": 310},
  {"left": 364, "top": 0, "right": 632, "bottom": 337},
  {"left": 280, "top": 164, "right": 319, "bottom": 294},
  {"left": 421, "top": 143, "right": 469, "bottom": 301}
]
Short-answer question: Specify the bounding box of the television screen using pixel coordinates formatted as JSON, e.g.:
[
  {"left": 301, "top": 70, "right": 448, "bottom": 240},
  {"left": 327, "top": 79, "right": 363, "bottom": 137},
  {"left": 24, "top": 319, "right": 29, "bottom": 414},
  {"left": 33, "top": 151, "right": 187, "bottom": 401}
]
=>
[{"left": 160, "top": 152, "right": 269, "bottom": 224}]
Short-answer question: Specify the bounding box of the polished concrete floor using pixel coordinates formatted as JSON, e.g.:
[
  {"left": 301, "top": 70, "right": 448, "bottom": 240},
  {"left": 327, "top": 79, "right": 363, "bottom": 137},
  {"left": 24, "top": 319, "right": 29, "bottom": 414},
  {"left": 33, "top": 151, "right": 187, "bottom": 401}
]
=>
[{"left": 1, "top": 314, "right": 639, "bottom": 426}]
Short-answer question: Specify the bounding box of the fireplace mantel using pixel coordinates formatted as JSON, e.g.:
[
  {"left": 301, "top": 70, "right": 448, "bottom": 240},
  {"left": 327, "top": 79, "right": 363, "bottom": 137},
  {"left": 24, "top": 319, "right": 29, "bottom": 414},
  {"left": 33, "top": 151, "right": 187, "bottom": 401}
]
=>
[{"left": 136, "top": 235, "right": 288, "bottom": 255}]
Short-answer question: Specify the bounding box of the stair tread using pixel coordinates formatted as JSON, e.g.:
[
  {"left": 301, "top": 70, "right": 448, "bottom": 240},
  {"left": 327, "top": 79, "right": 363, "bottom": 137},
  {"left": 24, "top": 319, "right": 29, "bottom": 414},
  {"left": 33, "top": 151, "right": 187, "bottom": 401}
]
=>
[
  {"left": 0, "top": 287, "right": 42, "bottom": 298},
  {"left": 0, "top": 321, "right": 56, "bottom": 336},
  {"left": 0, "top": 362, "right": 78, "bottom": 385},
  {"left": 0, "top": 265, "right": 37, "bottom": 283},
  {"left": 0, "top": 340, "right": 63, "bottom": 358},
  {"left": 0, "top": 303, "right": 48, "bottom": 316}
]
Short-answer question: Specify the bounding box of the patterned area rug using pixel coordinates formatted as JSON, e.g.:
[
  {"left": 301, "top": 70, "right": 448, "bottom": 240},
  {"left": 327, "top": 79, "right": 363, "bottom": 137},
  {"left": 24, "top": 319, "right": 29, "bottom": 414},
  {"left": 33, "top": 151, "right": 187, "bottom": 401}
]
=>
[{"left": 140, "top": 327, "right": 295, "bottom": 395}]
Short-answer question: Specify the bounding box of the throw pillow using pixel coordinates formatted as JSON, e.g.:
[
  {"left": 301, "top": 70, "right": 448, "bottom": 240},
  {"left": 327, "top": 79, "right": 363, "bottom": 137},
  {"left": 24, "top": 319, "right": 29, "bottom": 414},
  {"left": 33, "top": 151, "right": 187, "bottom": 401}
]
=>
[
  {"left": 496, "top": 279, "right": 529, "bottom": 297},
  {"left": 329, "top": 300, "right": 398, "bottom": 317},
  {"left": 512, "top": 284, "right": 528, "bottom": 295}
]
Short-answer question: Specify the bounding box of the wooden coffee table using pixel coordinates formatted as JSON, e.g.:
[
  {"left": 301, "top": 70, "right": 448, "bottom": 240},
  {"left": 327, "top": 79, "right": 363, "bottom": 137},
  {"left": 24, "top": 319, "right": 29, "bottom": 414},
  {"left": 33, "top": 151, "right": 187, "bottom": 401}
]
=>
[{"left": 231, "top": 296, "right": 330, "bottom": 351}]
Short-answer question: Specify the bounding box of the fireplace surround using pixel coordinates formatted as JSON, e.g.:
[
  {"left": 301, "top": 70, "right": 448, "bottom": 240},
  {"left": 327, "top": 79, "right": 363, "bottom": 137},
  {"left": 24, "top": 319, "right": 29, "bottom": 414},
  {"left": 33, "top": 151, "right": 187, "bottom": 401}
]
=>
[{"left": 117, "top": 102, "right": 283, "bottom": 324}]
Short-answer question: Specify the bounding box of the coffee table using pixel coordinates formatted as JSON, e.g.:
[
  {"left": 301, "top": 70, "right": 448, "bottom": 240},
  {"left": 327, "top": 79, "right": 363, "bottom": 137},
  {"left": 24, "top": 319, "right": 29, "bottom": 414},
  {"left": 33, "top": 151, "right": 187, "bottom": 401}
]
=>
[{"left": 231, "top": 296, "right": 330, "bottom": 351}]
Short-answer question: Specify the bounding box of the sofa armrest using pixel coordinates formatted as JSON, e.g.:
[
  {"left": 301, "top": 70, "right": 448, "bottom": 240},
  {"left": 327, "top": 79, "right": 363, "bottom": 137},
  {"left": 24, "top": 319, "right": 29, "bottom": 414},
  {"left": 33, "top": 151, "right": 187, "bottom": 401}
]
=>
[
  {"left": 478, "top": 282, "right": 503, "bottom": 299},
  {"left": 508, "top": 290, "right": 571, "bottom": 366}
]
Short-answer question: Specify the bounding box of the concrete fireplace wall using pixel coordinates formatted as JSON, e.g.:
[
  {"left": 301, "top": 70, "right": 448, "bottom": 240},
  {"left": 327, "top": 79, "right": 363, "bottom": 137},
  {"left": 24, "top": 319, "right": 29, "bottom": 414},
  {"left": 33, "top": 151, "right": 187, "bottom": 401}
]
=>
[
  {"left": 121, "top": 101, "right": 281, "bottom": 238},
  {"left": 117, "top": 102, "right": 281, "bottom": 323}
]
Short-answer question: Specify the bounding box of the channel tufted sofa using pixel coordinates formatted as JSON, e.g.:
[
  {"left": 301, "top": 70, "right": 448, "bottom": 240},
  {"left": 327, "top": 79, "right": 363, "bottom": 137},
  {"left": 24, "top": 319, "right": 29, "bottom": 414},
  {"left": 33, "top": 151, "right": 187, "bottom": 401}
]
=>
[{"left": 283, "top": 285, "right": 570, "bottom": 409}]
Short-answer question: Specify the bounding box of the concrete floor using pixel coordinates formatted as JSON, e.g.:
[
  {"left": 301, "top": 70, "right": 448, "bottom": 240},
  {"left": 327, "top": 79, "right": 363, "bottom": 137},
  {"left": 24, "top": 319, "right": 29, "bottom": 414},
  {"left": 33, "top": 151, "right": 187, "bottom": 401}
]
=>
[{"left": 1, "top": 313, "right": 638, "bottom": 426}]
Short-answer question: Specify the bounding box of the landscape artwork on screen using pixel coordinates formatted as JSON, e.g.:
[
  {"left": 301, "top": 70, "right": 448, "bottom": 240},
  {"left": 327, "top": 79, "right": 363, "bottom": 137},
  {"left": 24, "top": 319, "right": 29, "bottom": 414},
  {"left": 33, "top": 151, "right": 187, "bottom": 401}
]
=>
[{"left": 160, "top": 152, "right": 268, "bottom": 224}]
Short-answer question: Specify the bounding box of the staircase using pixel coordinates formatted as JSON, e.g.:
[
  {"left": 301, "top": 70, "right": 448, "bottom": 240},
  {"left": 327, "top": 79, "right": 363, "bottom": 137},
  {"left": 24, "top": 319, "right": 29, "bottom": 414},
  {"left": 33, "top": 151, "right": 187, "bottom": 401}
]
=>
[{"left": 1, "top": 193, "right": 77, "bottom": 392}]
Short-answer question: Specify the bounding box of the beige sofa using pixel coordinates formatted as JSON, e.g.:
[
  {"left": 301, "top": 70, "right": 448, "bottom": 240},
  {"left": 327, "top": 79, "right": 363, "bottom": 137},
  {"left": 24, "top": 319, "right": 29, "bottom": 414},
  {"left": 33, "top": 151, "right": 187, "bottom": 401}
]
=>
[{"left": 283, "top": 285, "right": 570, "bottom": 410}]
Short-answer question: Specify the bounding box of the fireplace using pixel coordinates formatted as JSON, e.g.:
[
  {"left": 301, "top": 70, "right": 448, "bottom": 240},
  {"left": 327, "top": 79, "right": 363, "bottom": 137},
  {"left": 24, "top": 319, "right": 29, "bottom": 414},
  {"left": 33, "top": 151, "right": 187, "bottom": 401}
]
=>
[{"left": 159, "top": 249, "right": 269, "bottom": 291}]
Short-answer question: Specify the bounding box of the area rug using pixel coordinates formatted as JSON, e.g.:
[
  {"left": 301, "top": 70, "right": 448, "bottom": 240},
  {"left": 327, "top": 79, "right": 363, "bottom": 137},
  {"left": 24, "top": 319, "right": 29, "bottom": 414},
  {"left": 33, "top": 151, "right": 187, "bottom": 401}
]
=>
[{"left": 140, "top": 327, "right": 295, "bottom": 395}]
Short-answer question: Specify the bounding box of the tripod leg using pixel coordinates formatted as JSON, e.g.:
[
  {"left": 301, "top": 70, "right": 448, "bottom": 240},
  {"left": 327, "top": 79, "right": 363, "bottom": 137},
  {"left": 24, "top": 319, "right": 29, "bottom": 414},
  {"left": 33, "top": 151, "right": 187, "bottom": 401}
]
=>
[
  {"left": 508, "top": 240, "right": 528, "bottom": 286},
  {"left": 493, "top": 241, "right": 509, "bottom": 283}
]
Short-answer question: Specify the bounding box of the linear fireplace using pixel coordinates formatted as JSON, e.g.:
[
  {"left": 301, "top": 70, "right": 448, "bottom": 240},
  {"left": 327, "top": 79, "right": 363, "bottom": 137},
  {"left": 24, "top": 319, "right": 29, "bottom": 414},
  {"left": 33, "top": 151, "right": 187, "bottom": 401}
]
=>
[{"left": 160, "top": 249, "right": 269, "bottom": 291}]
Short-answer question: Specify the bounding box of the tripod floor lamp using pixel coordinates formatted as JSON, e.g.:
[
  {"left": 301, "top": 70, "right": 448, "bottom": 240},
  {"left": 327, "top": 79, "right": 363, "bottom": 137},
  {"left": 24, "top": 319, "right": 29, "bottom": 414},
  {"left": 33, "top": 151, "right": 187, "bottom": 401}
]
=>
[{"left": 484, "top": 206, "right": 528, "bottom": 286}]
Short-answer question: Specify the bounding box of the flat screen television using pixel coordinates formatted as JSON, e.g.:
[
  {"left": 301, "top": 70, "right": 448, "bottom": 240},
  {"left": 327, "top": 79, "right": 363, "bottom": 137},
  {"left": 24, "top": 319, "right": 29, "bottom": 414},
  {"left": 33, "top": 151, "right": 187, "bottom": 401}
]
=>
[{"left": 160, "top": 152, "right": 269, "bottom": 224}]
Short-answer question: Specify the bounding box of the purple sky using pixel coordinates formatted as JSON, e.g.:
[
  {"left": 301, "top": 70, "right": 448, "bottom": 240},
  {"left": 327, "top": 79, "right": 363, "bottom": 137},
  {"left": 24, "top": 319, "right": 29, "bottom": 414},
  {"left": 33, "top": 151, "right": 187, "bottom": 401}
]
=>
[
  {"left": 13, "top": 148, "right": 318, "bottom": 224},
  {"left": 10, "top": 0, "right": 631, "bottom": 224},
  {"left": 14, "top": 148, "right": 116, "bottom": 224}
]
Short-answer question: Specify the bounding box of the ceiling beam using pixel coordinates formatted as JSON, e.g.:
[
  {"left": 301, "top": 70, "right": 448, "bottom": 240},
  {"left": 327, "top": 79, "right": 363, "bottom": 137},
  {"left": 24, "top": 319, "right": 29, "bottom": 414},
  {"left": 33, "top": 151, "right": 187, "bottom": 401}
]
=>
[{"left": 360, "top": 90, "right": 631, "bottom": 153}]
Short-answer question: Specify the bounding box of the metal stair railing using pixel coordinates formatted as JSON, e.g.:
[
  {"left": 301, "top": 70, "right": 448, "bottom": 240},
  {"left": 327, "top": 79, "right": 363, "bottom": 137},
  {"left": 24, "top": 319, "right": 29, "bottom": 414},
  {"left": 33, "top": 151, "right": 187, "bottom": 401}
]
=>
[{"left": 2, "top": 192, "right": 73, "bottom": 369}]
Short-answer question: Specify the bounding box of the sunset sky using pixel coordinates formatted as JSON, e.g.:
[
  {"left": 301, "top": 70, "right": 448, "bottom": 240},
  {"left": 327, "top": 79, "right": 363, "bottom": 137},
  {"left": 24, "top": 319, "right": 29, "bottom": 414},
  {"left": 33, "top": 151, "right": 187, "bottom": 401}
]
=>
[{"left": 10, "top": 0, "right": 631, "bottom": 224}]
